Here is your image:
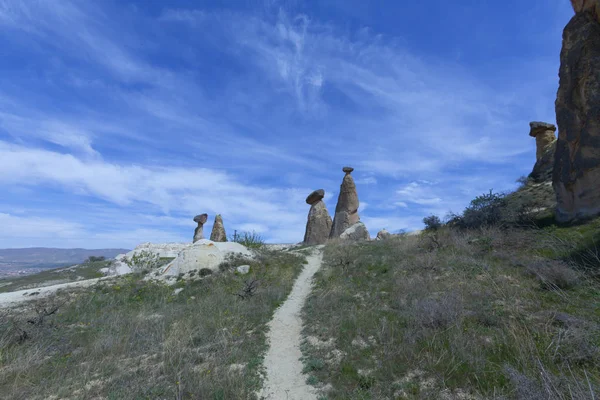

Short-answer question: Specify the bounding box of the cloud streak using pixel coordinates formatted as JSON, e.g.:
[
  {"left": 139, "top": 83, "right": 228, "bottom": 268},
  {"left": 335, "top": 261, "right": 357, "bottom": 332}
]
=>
[{"left": 0, "top": 1, "right": 571, "bottom": 247}]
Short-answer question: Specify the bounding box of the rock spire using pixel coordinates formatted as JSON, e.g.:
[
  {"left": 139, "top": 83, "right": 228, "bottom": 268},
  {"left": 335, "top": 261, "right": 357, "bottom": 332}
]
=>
[
  {"left": 330, "top": 167, "right": 361, "bottom": 238},
  {"left": 210, "top": 214, "right": 227, "bottom": 242},
  {"left": 193, "top": 214, "right": 208, "bottom": 243},
  {"left": 303, "top": 189, "right": 332, "bottom": 245}
]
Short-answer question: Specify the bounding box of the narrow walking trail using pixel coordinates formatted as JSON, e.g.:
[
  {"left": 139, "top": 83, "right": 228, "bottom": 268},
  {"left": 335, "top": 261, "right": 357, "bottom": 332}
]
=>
[{"left": 258, "top": 248, "right": 323, "bottom": 400}]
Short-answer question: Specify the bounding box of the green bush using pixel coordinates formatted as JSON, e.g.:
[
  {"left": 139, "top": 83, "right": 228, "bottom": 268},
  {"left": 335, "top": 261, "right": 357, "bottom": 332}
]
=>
[
  {"left": 423, "top": 215, "right": 442, "bottom": 231},
  {"left": 231, "top": 231, "right": 265, "bottom": 249},
  {"left": 124, "top": 250, "right": 161, "bottom": 274}
]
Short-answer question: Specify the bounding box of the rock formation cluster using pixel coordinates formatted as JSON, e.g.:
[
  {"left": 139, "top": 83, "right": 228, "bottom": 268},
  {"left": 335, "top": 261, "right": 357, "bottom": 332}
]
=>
[
  {"left": 330, "top": 167, "right": 361, "bottom": 238},
  {"left": 210, "top": 214, "right": 227, "bottom": 242},
  {"left": 303, "top": 189, "right": 332, "bottom": 245},
  {"left": 529, "top": 122, "right": 557, "bottom": 184},
  {"left": 193, "top": 214, "right": 208, "bottom": 243},
  {"left": 553, "top": 4, "right": 600, "bottom": 222}
]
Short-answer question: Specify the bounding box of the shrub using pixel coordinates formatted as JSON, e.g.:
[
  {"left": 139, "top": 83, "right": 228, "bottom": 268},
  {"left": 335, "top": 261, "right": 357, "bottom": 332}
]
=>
[
  {"left": 516, "top": 175, "right": 531, "bottom": 189},
  {"left": 422, "top": 215, "right": 442, "bottom": 231},
  {"left": 462, "top": 189, "right": 507, "bottom": 229},
  {"left": 526, "top": 260, "right": 580, "bottom": 290},
  {"left": 86, "top": 256, "right": 106, "bottom": 263},
  {"left": 231, "top": 231, "right": 265, "bottom": 249},
  {"left": 125, "top": 250, "right": 162, "bottom": 274},
  {"left": 412, "top": 293, "right": 463, "bottom": 329}
]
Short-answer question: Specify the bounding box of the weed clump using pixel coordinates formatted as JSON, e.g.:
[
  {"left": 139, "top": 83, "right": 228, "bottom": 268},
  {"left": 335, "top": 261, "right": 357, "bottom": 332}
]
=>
[{"left": 526, "top": 260, "right": 580, "bottom": 290}]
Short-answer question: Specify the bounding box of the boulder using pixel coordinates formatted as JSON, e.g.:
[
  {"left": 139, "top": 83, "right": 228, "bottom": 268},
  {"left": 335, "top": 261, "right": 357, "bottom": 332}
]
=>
[
  {"left": 161, "top": 240, "right": 253, "bottom": 277},
  {"left": 303, "top": 191, "right": 332, "bottom": 245},
  {"left": 236, "top": 265, "right": 250, "bottom": 274},
  {"left": 104, "top": 243, "right": 191, "bottom": 276},
  {"left": 340, "top": 222, "right": 370, "bottom": 241},
  {"left": 553, "top": 8, "right": 600, "bottom": 222},
  {"left": 193, "top": 214, "right": 208, "bottom": 243},
  {"left": 330, "top": 167, "right": 361, "bottom": 238},
  {"left": 376, "top": 229, "right": 392, "bottom": 241},
  {"left": 210, "top": 214, "right": 227, "bottom": 242},
  {"left": 528, "top": 122, "right": 557, "bottom": 184}
]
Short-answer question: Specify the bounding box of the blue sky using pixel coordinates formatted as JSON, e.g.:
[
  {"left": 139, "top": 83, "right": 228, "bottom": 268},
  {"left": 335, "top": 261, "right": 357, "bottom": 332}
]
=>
[{"left": 0, "top": 0, "right": 572, "bottom": 248}]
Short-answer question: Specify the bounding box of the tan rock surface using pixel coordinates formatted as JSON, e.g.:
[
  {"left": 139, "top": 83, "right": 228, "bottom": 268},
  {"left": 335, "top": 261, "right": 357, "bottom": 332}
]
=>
[
  {"left": 210, "top": 214, "right": 227, "bottom": 242},
  {"left": 330, "top": 167, "right": 360, "bottom": 238},
  {"left": 193, "top": 214, "right": 208, "bottom": 243},
  {"left": 571, "top": 0, "right": 600, "bottom": 22},
  {"left": 553, "top": 8, "right": 600, "bottom": 222},
  {"left": 303, "top": 198, "right": 332, "bottom": 245},
  {"left": 528, "top": 122, "right": 557, "bottom": 184}
]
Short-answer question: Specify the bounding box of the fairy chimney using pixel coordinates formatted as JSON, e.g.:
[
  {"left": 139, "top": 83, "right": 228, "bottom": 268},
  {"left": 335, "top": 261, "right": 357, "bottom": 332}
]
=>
[
  {"left": 193, "top": 213, "right": 208, "bottom": 243},
  {"left": 329, "top": 167, "right": 360, "bottom": 238},
  {"left": 303, "top": 189, "right": 332, "bottom": 245}
]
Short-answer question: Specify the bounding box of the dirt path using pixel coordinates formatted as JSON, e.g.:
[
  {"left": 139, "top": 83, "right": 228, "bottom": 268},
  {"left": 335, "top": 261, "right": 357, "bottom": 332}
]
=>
[
  {"left": 258, "top": 248, "right": 323, "bottom": 400},
  {"left": 0, "top": 277, "right": 108, "bottom": 308}
]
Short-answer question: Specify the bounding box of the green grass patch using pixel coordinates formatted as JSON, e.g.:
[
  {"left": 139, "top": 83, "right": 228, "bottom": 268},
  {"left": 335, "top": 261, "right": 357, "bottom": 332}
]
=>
[
  {"left": 0, "top": 249, "right": 306, "bottom": 399},
  {"left": 301, "top": 228, "right": 600, "bottom": 399}
]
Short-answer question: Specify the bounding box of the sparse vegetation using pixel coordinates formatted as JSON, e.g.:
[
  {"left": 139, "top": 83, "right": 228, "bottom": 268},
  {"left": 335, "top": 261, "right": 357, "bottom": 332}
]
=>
[
  {"left": 0, "top": 249, "right": 306, "bottom": 399},
  {"left": 231, "top": 231, "right": 265, "bottom": 249},
  {"left": 0, "top": 258, "right": 113, "bottom": 294},
  {"left": 124, "top": 250, "right": 162, "bottom": 274},
  {"left": 301, "top": 224, "right": 600, "bottom": 399}
]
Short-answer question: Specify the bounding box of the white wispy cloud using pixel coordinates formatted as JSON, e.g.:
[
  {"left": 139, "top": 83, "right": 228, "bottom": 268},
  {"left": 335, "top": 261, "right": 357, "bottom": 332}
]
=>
[{"left": 0, "top": 1, "right": 570, "bottom": 247}]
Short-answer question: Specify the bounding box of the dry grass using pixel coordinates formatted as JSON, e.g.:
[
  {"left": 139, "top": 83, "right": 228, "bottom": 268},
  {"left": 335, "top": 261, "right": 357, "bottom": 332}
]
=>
[
  {"left": 0, "top": 249, "right": 306, "bottom": 400},
  {"left": 301, "top": 227, "right": 600, "bottom": 399}
]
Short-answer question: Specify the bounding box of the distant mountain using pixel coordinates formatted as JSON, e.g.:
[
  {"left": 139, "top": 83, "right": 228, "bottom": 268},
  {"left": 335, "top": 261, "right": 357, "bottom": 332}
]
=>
[{"left": 0, "top": 247, "right": 129, "bottom": 270}]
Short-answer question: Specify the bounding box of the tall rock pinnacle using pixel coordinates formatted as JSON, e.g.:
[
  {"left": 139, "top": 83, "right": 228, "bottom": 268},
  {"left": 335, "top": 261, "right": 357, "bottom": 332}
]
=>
[
  {"left": 329, "top": 167, "right": 360, "bottom": 238},
  {"left": 303, "top": 189, "right": 332, "bottom": 245}
]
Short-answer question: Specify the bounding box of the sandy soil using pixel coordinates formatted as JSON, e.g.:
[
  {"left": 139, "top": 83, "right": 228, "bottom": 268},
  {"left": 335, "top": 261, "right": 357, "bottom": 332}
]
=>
[
  {"left": 0, "top": 277, "right": 108, "bottom": 308},
  {"left": 258, "top": 247, "right": 323, "bottom": 400}
]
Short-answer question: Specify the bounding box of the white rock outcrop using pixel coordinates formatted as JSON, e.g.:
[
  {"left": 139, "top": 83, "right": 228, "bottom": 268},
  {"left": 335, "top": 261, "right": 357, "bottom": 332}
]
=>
[
  {"left": 236, "top": 265, "right": 250, "bottom": 274},
  {"left": 160, "top": 240, "right": 253, "bottom": 277},
  {"left": 104, "top": 240, "right": 252, "bottom": 278},
  {"left": 340, "top": 222, "right": 370, "bottom": 241}
]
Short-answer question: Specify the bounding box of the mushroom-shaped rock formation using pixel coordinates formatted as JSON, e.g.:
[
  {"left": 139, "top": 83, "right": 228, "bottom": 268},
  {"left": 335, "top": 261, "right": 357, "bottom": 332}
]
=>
[
  {"left": 340, "top": 222, "right": 370, "bottom": 241},
  {"left": 303, "top": 189, "right": 332, "bottom": 245},
  {"left": 210, "top": 214, "right": 227, "bottom": 242},
  {"left": 553, "top": 4, "right": 600, "bottom": 222},
  {"left": 330, "top": 167, "right": 360, "bottom": 238},
  {"left": 529, "top": 122, "right": 557, "bottom": 161},
  {"left": 193, "top": 214, "right": 208, "bottom": 243},
  {"left": 528, "top": 122, "right": 557, "bottom": 184}
]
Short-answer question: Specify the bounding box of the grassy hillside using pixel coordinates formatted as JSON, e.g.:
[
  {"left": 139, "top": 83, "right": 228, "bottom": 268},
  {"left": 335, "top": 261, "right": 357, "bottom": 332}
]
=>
[
  {"left": 0, "top": 259, "right": 112, "bottom": 294},
  {"left": 301, "top": 225, "right": 599, "bottom": 399},
  {"left": 0, "top": 249, "right": 306, "bottom": 399}
]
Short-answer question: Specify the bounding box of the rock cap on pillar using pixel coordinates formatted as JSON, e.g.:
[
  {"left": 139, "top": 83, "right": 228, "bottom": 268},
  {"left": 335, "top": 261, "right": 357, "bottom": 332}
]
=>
[
  {"left": 306, "top": 189, "right": 325, "bottom": 205},
  {"left": 193, "top": 213, "right": 208, "bottom": 243}
]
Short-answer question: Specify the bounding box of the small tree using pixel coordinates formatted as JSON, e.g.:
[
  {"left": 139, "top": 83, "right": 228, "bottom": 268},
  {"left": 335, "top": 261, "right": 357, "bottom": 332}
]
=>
[
  {"left": 461, "top": 189, "right": 507, "bottom": 229},
  {"left": 231, "top": 231, "right": 265, "bottom": 249},
  {"left": 423, "top": 215, "right": 442, "bottom": 231},
  {"left": 86, "top": 256, "right": 106, "bottom": 263}
]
